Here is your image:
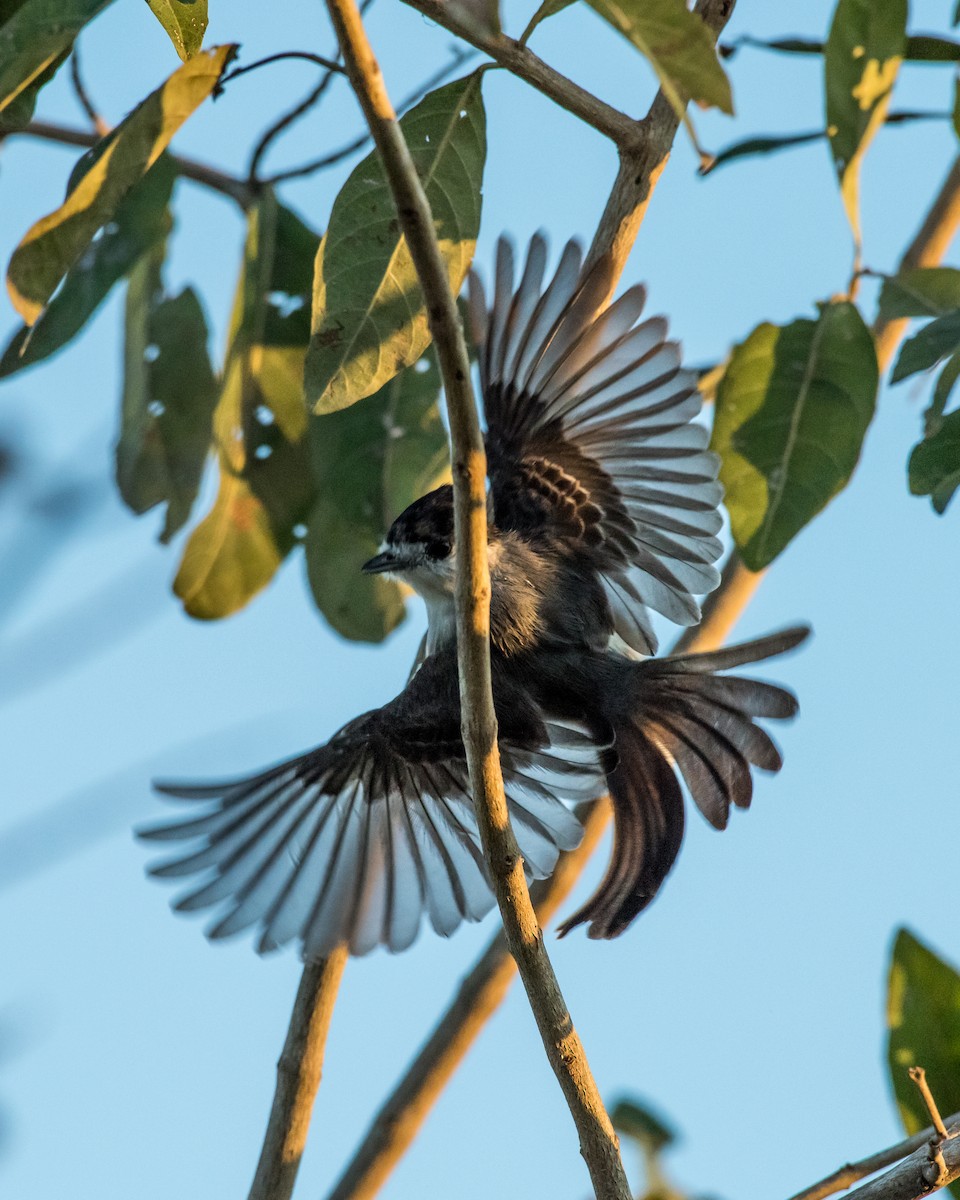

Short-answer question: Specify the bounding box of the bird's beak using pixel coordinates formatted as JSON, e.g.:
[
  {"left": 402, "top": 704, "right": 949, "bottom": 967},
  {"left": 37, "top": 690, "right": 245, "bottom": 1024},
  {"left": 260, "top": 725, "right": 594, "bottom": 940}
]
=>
[{"left": 361, "top": 550, "right": 401, "bottom": 575}]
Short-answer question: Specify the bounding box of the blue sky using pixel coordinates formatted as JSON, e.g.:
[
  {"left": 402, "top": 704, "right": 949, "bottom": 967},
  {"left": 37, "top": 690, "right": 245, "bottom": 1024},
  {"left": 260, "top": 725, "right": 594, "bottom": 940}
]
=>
[{"left": 1, "top": 2, "right": 958, "bottom": 1198}]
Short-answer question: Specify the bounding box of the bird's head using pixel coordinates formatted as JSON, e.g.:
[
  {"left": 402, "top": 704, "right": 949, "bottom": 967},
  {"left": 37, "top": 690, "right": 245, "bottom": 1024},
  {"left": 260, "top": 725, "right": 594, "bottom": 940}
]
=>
[{"left": 362, "top": 485, "right": 461, "bottom": 598}]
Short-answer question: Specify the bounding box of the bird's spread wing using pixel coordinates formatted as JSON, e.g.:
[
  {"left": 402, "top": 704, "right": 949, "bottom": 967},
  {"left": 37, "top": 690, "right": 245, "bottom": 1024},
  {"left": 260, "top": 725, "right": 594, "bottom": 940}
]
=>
[
  {"left": 468, "top": 235, "right": 723, "bottom": 654},
  {"left": 139, "top": 654, "right": 607, "bottom": 960}
]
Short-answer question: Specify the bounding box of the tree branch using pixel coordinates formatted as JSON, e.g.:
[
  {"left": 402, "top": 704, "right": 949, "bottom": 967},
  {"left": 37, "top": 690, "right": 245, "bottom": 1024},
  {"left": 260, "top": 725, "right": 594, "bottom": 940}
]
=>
[
  {"left": 787, "top": 1114, "right": 960, "bottom": 1200},
  {"left": 323, "top": 2, "right": 631, "bottom": 1198},
  {"left": 247, "top": 949, "right": 348, "bottom": 1200},
  {"left": 7, "top": 120, "right": 254, "bottom": 208},
  {"left": 400, "top": 0, "right": 637, "bottom": 145}
]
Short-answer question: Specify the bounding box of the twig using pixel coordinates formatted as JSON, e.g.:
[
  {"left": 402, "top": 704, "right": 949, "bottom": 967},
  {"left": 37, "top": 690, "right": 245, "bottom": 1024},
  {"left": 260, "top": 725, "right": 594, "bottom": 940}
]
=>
[
  {"left": 831, "top": 1127, "right": 960, "bottom": 1200},
  {"left": 242, "top": 0, "right": 380, "bottom": 183},
  {"left": 69, "top": 45, "right": 109, "bottom": 137},
  {"left": 909, "top": 1068, "right": 952, "bottom": 1187},
  {"left": 787, "top": 1113, "right": 960, "bottom": 1200},
  {"left": 324, "top": 2, "right": 631, "bottom": 1198},
  {"left": 246, "top": 950, "right": 348, "bottom": 1200},
  {"left": 909, "top": 1069, "right": 951, "bottom": 1144},
  {"left": 217, "top": 51, "right": 345, "bottom": 89},
  {"left": 9, "top": 120, "right": 254, "bottom": 208},
  {"left": 400, "top": 0, "right": 637, "bottom": 146},
  {"left": 262, "top": 45, "right": 476, "bottom": 187}
]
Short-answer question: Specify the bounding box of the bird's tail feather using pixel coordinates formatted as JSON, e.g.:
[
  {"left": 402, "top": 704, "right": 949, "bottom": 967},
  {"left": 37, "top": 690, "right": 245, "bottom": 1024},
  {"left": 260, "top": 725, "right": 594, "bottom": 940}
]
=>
[{"left": 558, "top": 625, "right": 810, "bottom": 939}]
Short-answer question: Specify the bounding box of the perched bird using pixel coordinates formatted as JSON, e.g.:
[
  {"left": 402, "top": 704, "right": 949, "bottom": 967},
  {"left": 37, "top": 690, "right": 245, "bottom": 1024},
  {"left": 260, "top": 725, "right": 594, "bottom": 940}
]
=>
[{"left": 362, "top": 233, "right": 724, "bottom": 657}]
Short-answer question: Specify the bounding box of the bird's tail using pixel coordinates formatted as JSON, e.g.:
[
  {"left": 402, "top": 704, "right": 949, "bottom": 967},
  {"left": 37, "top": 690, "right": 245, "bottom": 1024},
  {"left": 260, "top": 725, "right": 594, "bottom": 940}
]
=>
[{"left": 558, "top": 625, "right": 810, "bottom": 939}]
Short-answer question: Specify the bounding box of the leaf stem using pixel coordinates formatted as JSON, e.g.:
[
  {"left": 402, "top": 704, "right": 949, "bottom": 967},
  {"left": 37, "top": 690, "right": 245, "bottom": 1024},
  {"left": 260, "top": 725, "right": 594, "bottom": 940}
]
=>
[{"left": 322, "top": 2, "right": 631, "bottom": 1198}]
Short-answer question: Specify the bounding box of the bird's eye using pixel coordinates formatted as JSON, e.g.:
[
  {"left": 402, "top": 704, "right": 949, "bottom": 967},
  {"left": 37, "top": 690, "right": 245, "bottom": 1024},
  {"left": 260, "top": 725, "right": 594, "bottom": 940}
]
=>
[{"left": 425, "top": 539, "right": 450, "bottom": 560}]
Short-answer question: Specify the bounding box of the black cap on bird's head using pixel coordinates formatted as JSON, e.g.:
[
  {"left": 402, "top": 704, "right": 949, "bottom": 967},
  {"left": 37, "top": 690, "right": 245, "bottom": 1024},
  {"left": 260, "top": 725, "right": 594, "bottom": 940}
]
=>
[{"left": 361, "top": 485, "right": 457, "bottom": 576}]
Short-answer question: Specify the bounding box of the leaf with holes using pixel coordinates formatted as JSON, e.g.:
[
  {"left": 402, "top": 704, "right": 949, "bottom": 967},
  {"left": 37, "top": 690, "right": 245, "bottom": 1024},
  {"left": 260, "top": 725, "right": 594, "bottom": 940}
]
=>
[
  {"left": 6, "top": 43, "right": 235, "bottom": 325},
  {"left": 0, "top": 0, "right": 114, "bottom": 129},
  {"left": 145, "top": 0, "right": 207, "bottom": 61},
  {"left": 117, "top": 246, "right": 218, "bottom": 541},
  {"left": 878, "top": 268, "right": 960, "bottom": 321},
  {"left": 306, "top": 349, "right": 450, "bottom": 642},
  {"left": 305, "top": 72, "right": 485, "bottom": 415},
  {"left": 0, "top": 156, "right": 176, "bottom": 378},
  {"left": 825, "top": 0, "right": 907, "bottom": 247},
  {"left": 174, "top": 193, "right": 319, "bottom": 619},
  {"left": 887, "top": 928, "right": 960, "bottom": 1200},
  {"left": 583, "top": 0, "right": 732, "bottom": 115},
  {"left": 711, "top": 302, "right": 878, "bottom": 570}
]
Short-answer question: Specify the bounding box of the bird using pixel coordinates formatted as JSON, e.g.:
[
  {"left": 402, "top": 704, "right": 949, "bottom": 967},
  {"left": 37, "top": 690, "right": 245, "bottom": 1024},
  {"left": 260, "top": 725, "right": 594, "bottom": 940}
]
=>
[{"left": 140, "top": 235, "right": 810, "bottom": 958}]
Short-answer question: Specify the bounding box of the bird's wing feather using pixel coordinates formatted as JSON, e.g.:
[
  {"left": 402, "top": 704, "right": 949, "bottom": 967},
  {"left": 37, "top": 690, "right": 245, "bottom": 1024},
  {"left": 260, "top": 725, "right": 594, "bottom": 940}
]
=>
[
  {"left": 140, "top": 654, "right": 606, "bottom": 959},
  {"left": 469, "top": 234, "right": 723, "bottom": 653}
]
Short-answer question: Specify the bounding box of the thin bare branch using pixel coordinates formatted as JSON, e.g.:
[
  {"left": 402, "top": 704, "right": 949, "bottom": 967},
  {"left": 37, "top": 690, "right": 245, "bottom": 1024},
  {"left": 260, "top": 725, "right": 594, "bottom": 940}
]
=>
[
  {"left": 8, "top": 120, "right": 253, "bottom": 208},
  {"left": 787, "top": 1113, "right": 960, "bottom": 1200},
  {"left": 324, "top": 2, "right": 630, "bottom": 1198},
  {"left": 262, "top": 45, "right": 476, "bottom": 187},
  {"left": 218, "top": 51, "right": 346, "bottom": 89},
  {"left": 247, "top": 950, "right": 348, "bottom": 1200},
  {"left": 68, "top": 45, "right": 109, "bottom": 137}
]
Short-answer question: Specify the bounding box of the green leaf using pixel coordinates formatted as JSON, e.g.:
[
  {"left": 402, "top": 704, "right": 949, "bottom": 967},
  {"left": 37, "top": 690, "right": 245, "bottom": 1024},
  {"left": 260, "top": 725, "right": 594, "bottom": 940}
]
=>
[
  {"left": 929, "top": 352, "right": 960, "bottom": 425},
  {"left": 145, "top": 0, "right": 207, "bottom": 61},
  {"left": 891, "top": 310, "right": 960, "bottom": 383},
  {"left": 825, "top": 0, "right": 907, "bottom": 248},
  {"left": 306, "top": 348, "right": 450, "bottom": 642},
  {"left": 0, "top": 0, "right": 114, "bottom": 127},
  {"left": 955, "top": 1, "right": 960, "bottom": 28},
  {"left": 116, "top": 245, "right": 217, "bottom": 541},
  {"left": 584, "top": 0, "right": 733, "bottom": 115},
  {"left": 878, "top": 267, "right": 960, "bottom": 321},
  {"left": 887, "top": 929, "right": 960, "bottom": 1185},
  {"left": 6, "top": 43, "right": 236, "bottom": 325},
  {"left": 0, "top": 156, "right": 175, "bottom": 378},
  {"left": 174, "top": 193, "right": 319, "bottom": 620},
  {"left": 711, "top": 302, "right": 878, "bottom": 570},
  {"left": 610, "top": 1098, "right": 677, "bottom": 1152},
  {"left": 305, "top": 72, "right": 486, "bottom": 415},
  {"left": 909, "top": 408, "right": 960, "bottom": 513}
]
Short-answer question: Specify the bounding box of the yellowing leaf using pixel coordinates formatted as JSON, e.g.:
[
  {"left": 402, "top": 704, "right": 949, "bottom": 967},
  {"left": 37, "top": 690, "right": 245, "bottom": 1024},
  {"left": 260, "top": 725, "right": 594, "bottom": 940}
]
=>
[
  {"left": 174, "top": 194, "right": 319, "bottom": 620},
  {"left": 824, "top": 0, "right": 906, "bottom": 248},
  {"left": 6, "top": 43, "right": 235, "bottom": 324},
  {"left": 585, "top": 0, "right": 733, "bottom": 115}
]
